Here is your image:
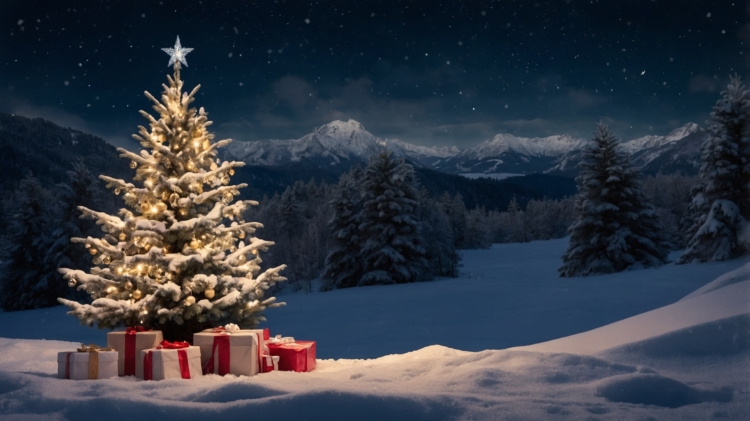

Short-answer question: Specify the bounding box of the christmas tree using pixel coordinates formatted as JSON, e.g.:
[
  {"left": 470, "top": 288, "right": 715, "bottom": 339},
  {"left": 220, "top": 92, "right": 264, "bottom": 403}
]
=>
[{"left": 58, "top": 37, "right": 287, "bottom": 341}]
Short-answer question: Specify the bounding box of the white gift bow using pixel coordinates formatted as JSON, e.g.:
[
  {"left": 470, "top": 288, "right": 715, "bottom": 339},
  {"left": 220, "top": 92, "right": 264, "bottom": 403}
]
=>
[{"left": 267, "top": 334, "right": 295, "bottom": 345}]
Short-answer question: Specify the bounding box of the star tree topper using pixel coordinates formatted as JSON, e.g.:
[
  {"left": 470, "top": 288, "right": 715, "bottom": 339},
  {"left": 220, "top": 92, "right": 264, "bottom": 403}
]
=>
[{"left": 162, "top": 36, "right": 193, "bottom": 67}]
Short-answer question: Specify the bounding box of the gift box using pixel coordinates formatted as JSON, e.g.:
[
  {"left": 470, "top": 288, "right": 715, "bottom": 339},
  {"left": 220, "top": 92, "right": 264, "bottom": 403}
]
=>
[
  {"left": 57, "top": 345, "right": 118, "bottom": 380},
  {"left": 107, "top": 327, "right": 163, "bottom": 376},
  {"left": 138, "top": 341, "right": 203, "bottom": 381},
  {"left": 261, "top": 354, "right": 280, "bottom": 373},
  {"left": 267, "top": 340, "right": 316, "bottom": 372},
  {"left": 193, "top": 326, "right": 268, "bottom": 376}
]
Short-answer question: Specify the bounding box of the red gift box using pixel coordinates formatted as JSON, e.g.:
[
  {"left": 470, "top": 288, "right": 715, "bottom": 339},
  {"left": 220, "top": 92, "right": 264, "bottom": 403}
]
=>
[{"left": 267, "top": 341, "right": 316, "bottom": 372}]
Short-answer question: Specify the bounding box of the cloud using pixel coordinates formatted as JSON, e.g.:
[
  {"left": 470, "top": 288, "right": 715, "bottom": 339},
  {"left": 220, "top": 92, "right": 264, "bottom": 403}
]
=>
[
  {"left": 688, "top": 75, "right": 719, "bottom": 94},
  {"left": 566, "top": 88, "right": 605, "bottom": 108}
]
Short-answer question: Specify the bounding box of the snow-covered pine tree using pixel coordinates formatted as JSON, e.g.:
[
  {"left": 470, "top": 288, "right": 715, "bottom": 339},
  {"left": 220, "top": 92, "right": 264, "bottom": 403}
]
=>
[
  {"left": 322, "top": 167, "right": 364, "bottom": 289},
  {"left": 679, "top": 76, "right": 750, "bottom": 263},
  {"left": 559, "top": 124, "right": 669, "bottom": 277},
  {"left": 58, "top": 39, "right": 286, "bottom": 342},
  {"left": 358, "top": 150, "right": 428, "bottom": 285},
  {"left": 0, "top": 173, "right": 57, "bottom": 310}
]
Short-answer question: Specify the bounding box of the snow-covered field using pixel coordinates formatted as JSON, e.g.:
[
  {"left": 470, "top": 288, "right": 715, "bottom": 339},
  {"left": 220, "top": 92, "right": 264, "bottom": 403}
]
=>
[{"left": 0, "top": 238, "right": 748, "bottom": 420}]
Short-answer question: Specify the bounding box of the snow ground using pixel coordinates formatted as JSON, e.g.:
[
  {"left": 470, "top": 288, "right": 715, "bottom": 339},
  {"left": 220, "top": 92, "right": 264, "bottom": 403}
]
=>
[{"left": 0, "top": 238, "right": 748, "bottom": 420}]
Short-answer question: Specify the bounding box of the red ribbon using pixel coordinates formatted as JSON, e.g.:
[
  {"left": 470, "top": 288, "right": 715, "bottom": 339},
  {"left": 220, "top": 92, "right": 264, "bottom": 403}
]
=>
[
  {"left": 202, "top": 335, "right": 230, "bottom": 375},
  {"left": 143, "top": 348, "right": 191, "bottom": 380},
  {"left": 157, "top": 340, "right": 190, "bottom": 349},
  {"left": 124, "top": 327, "right": 150, "bottom": 376},
  {"left": 211, "top": 327, "right": 227, "bottom": 333},
  {"left": 177, "top": 349, "right": 190, "bottom": 379}
]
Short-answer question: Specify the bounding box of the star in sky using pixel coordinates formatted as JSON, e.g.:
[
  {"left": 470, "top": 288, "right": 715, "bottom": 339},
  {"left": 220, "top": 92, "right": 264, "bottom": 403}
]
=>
[{"left": 161, "top": 36, "right": 193, "bottom": 67}]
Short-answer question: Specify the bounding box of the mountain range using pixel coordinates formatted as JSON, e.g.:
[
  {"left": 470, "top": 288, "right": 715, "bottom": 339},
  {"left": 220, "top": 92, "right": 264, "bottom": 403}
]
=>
[{"left": 224, "top": 119, "right": 706, "bottom": 177}]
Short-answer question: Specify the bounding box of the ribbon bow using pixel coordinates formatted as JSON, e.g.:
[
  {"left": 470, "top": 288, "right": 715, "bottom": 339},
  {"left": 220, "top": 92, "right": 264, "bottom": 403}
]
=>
[
  {"left": 77, "top": 344, "right": 113, "bottom": 352},
  {"left": 267, "top": 335, "right": 295, "bottom": 345},
  {"left": 157, "top": 340, "right": 190, "bottom": 349},
  {"left": 211, "top": 323, "right": 241, "bottom": 335},
  {"left": 125, "top": 326, "right": 150, "bottom": 334}
]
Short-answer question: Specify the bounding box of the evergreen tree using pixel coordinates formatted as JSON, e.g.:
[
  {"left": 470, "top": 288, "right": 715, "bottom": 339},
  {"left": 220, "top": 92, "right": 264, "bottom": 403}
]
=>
[
  {"left": 358, "top": 150, "right": 428, "bottom": 285},
  {"left": 58, "top": 42, "right": 286, "bottom": 341},
  {"left": 419, "top": 190, "right": 460, "bottom": 277},
  {"left": 441, "top": 192, "right": 468, "bottom": 249},
  {"left": 679, "top": 76, "right": 750, "bottom": 263},
  {"left": 0, "top": 173, "right": 57, "bottom": 310},
  {"left": 560, "top": 124, "right": 669, "bottom": 277},
  {"left": 322, "top": 167, "right": 364, "bottom": 289},
  {"left": 47, "top": 161, "right": 104, "bottom": 303}
]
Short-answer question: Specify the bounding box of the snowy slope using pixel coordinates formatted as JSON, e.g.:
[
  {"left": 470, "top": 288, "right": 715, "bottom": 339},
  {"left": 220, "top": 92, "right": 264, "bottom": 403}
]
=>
[
  {"left": 223, "top": 119, "right": 459, "bottom": 168},
  {"left": 0, "top": 239, "right": 747, "bottom": 420}
]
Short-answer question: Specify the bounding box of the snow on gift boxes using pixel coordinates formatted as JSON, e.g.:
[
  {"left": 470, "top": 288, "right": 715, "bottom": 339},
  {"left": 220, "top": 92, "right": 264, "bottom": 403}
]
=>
[
  {"left": 57, "top": 344, "right": 118, "bottom": 380},
  {"left": 107, "top": 327, "right": 163, "bottom": 376},
  {"left": 138, "top": 340, "right": 202, "bottom": 381}
]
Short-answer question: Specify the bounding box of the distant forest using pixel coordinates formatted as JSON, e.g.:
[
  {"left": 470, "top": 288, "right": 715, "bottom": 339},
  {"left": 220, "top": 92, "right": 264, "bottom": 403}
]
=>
[{"left": 0, "top": 114, "right": 698, "bottom": 308}]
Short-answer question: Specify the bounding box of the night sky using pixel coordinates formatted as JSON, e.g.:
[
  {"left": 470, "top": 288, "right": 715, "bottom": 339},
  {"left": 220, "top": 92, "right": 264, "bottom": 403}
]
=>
[{"left": 0, "top": 0, "right": 746, "bottom": 150}]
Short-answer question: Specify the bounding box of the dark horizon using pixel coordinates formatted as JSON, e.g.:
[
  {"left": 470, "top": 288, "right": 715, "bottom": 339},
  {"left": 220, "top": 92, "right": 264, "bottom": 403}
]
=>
[{"left": 1, "top": 0, "right": 746, "bottom": 150}]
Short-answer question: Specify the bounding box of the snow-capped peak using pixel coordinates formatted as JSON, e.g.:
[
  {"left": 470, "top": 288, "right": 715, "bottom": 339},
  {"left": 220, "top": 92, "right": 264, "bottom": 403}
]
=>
[
  {"left": 621, "top": 123, "right": 702, "bottom": 153},
  {"left": 225, "top": 119, "right": 461, "bottom": 168},
  {"left": 467, "top": 133, "right": 585, "bottom": 159},
  {"left": 314, "top": 119, "right": 367, "bottom": 138}
]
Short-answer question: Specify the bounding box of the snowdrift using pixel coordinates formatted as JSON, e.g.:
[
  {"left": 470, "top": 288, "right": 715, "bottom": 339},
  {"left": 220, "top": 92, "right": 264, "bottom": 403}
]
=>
[{"left": 0, "top": 245, "right": 747, "bottom": 420}]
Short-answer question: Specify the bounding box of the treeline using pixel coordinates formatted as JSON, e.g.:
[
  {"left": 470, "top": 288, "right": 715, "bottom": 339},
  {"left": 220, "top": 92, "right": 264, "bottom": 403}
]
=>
[
  {"left": 0, "top": 162, "right": 121, "bottom": 310},
  {"left": 246, "top": 168, "right": 700, "bottom": 291}
]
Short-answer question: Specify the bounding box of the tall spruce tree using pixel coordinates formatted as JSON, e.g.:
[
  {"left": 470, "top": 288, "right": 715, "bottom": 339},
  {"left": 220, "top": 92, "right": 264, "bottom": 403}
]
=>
[
  {"left": 559, "top": 124, "right": 669, "bottom": 277},
  {"left": 679, "top": 76, "right": 750, "bottom": 263},
  {"left": 358, "top": 150, "right": 428, "bottom": 285},
  {"left": 0, "top": 173, "right": 57, "bottom": 310},
  {"left": 322, "top": 167, "right": 364, "bottom": 289},
  {"left": 57, "top": 39, "right": 286, "bottom": 341}
]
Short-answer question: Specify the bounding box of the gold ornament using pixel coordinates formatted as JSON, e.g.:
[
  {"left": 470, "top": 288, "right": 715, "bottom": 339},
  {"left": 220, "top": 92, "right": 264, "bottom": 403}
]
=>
[
  {"left": 68, "top": 279, "right": 76, "bottom": 287},
  {"left": 229, "top": 168, "right": 235, "bottom": 176},
  {"left": 185, "top": 296, "right": 196, "bottom": 306},
  {"left": 114, "top": 188, "right": 121, "bottom": 195},
  {"left": 130, "top": 161, "right": 138, "bottom": 169},
  {"left": 204, "top": 288, "right": 215, "bottom": 299},
  {"left": 155, "top": 202, "right": 167, "bottom": 213},
  {"left": 119, "top": 233, "right": 127, "bottom": 241},
  {"left": 251, "top": 249, "right": 258, "bottom": 255},
  {"left": 190, "top": 240, "right": 200, "bottom": 249},
  {"left": 238, "top": 231, "right": 245, "bottom": 239},
  {"left": 132, "top": 289, "right": 142, "bottom": 299},
  {"left": 89, "top": 248, "right": 98, "bottom": 255},
  {"left": 169, "top": 193, "right": 180, "bottom": 204},
  {"left": 102, "top": 255, "right": 111, "bottom": 265},
  {"left": 124, "top": 281, "right": 133, "bottom": 291},
  {"left": 141, "top": 203, "right": 150, "bottom": 213}
]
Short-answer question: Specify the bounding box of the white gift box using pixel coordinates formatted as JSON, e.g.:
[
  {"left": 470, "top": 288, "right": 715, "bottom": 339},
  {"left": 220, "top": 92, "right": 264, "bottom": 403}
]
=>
[
  {"left": 193, "top": 328, "right": 267, "bottom": 376},
  {"left": 107, "top": 330, "right": 163, "bottom": 376},
  {"left": 57, "top": 351, "right": 118, "bottom": 380},
  {"left": 137, "top": 346, "right": 203, "bottom": 380}
]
